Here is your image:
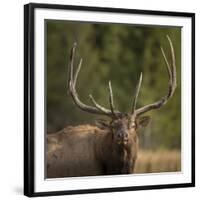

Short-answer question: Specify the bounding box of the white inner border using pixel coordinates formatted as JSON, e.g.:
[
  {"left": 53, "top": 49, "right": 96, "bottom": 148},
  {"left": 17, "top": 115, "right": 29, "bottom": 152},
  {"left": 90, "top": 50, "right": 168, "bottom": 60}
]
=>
[{"left": 34, "top": 8, "right": 192, "bottom": 193}]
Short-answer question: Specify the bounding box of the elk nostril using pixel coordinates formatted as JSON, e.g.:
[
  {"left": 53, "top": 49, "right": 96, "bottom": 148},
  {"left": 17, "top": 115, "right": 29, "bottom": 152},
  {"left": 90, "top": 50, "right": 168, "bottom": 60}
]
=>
[
  {"left": 118, "top": 135, "right": 122, "bottom": 139},
  {"left": 116, "top": 132, "right": 128, "bottom": 141},
  {"left": 124, "top": 133, "right": 128, "bottom": 139},
  {"left": 117, "top": 134, "right": 123, "bottom": 141}
]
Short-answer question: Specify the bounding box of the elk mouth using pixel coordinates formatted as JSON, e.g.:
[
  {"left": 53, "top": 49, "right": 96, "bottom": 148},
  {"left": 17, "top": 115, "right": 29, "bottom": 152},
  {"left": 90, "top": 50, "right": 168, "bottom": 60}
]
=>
[{"left": 117, "top": 139, "right": 129, "bottom": 145}]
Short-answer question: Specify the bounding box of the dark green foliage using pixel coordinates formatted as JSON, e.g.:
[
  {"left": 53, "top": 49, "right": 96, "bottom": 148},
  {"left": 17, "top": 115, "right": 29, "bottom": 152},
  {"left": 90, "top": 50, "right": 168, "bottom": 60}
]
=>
[{"left": 46, "top": 20, "right": 181, "bottom": 149}]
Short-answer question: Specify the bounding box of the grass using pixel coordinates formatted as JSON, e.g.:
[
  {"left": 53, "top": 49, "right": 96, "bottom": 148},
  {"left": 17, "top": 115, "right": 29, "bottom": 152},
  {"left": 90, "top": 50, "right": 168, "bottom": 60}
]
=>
[{"left": 134, "top": 149, "right": 181, "bottom": 173}]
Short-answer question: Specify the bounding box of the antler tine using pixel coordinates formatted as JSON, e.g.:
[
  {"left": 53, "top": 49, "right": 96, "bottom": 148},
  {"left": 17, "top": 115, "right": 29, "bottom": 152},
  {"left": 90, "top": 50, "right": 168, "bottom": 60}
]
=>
[
  {"left": 167, "top": 35, "right": 177, "bottom": 97},
  {"left": 161, "top": 46, "right": 172, "bottom": 84},
  {"left": 88, "top": 94, "right": 112, "bottom": 113},
  {"left": 68, "top": 42, "right": 76, "bottom": 89},
  {"left": 131, "top": 72, "right": 143, "bottom": 114},
  {"left": 135, "top": 36, "right": 177, "bottom": 116},
  {"left": 73, "top": 58, "right": 82, "bottom": 86},
  {"left": 108, "top": 81, "right": 116, "bottom": 117},
  {"left": 68, "top": 43, "right": 122, "bottom": 117}
]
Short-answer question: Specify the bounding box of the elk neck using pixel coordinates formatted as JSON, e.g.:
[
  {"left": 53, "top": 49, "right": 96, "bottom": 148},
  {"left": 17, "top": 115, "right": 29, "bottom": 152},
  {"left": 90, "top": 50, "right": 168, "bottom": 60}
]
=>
[{"left": 94, "top": 128, "right": 135, "bottom": 175}]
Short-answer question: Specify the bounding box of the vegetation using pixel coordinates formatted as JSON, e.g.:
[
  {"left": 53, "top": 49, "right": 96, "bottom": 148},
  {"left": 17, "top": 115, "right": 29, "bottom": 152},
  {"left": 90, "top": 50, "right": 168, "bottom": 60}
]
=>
[
  {"left": 46, "top": 20, "right": 181, "bottom": 150},
  {"left": 135, "top": 149, "right": 181, "bottom": 173}
]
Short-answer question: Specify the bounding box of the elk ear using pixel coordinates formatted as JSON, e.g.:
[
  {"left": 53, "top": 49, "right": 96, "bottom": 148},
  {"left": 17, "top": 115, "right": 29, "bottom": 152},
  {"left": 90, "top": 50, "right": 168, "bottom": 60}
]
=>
[
  {"left": 95, "top": 119, "right": 110, "bottom": 129},
  {"left": 137, "top": 116, "right": 151, "bottom": 128}
]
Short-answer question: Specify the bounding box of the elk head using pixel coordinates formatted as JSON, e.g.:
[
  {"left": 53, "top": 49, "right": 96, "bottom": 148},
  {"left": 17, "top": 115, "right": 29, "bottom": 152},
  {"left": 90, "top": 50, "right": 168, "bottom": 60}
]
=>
[{"left": 68, "top": 36, "right": 176, "bottom": 167}]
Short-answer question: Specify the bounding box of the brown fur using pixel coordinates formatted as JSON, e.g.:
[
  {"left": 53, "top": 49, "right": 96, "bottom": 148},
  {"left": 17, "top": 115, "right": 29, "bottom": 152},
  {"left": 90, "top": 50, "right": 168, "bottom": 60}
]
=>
[
  {"left": 46, "top": 119, "right": 143, "bottom": 178},
  {"left": 47, "top": 125, "right": 108, "bottom": 178}
]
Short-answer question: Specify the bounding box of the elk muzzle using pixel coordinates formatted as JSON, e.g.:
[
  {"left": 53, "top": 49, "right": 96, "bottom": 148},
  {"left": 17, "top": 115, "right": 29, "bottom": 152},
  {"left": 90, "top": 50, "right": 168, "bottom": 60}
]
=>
[{"left": 116, "top": 130, "right": 129, "bottom": 145}]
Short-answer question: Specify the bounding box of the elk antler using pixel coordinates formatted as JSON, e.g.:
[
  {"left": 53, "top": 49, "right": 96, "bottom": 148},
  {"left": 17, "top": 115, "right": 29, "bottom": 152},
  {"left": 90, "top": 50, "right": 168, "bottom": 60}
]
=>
[
  {"left": 68, "top": 43, "right": 121, "bottom": 117},
  {"left": 134, "top": 35, "right": 177, "bottom": 116},
  {"left": 131, "top": 72, "right": 143, "bottom": 114}
]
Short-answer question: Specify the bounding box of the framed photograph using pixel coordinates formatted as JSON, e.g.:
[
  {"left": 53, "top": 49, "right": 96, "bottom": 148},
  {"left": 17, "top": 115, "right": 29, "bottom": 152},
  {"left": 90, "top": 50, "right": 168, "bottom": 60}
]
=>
[{"left": 24, "top": 3, "right": 195, "bottom": 197}]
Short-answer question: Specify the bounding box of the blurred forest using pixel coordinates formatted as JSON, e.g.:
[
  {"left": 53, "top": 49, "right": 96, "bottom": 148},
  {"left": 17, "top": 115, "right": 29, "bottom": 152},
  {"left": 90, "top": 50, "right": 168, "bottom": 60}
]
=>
[{"left": 46, "top": 20, "right": 181, "bottom": 150}]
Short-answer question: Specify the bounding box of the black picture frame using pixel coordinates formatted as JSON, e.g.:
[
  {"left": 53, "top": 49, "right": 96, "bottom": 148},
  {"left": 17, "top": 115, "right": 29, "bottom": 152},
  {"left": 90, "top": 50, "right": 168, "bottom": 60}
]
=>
[{"left": 24, "top": 3, "right": 195, "bottom": 197}]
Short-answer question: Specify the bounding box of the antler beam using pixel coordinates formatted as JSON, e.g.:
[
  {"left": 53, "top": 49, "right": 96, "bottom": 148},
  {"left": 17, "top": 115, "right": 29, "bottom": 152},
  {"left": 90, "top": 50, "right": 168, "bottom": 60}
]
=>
[
  {"left": 135, "top": 35, "right": 177, "bottom": 116},
  {"left": 68, "top": 43, "right": 121, "bottom": 117}
]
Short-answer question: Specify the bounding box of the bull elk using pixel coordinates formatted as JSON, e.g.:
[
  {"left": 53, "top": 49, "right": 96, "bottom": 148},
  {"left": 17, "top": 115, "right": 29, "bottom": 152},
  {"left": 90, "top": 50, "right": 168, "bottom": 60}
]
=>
[{"left": 47, "top": 36, "right": 176, "bottom": 178}]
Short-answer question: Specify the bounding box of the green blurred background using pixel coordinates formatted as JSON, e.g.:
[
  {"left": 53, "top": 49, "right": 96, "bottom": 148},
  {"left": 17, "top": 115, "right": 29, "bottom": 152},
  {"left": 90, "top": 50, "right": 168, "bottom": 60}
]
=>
[{"left": 46, "top": 20, "right": 181, "bottom": 150}]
